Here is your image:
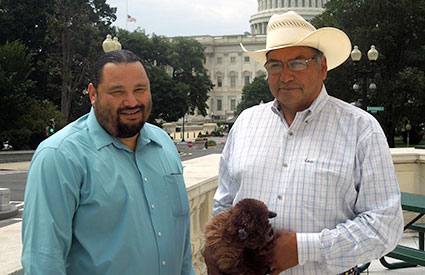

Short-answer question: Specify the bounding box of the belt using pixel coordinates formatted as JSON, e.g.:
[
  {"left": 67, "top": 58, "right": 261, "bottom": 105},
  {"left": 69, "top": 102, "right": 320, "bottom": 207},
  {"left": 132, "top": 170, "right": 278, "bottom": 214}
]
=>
[{"left": 338, "top": 267, "right": 359, "bottom": 275}]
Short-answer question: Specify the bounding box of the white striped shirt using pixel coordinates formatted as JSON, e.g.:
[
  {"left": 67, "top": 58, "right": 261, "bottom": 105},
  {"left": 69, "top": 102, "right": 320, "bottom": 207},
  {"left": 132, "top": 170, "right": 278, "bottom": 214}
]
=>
[{"left": 214, "top": 86, "right": 403, "bottom": 274}]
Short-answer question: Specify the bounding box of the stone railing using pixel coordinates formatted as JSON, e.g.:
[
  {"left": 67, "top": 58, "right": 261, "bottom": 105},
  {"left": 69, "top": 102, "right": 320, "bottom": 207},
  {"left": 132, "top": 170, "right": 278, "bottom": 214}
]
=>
[
  {"left": 183, "top": 154, "right": 220, "bottom": 275},
  {"left": 390, "top": 148, "right": 425, "bottom": 226}
]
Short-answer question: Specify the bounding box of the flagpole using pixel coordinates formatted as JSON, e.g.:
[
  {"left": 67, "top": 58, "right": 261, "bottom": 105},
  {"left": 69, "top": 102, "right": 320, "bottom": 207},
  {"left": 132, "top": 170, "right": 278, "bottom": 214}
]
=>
[{"left": 126, "top": 0, "right": 128, "bottom": 31}]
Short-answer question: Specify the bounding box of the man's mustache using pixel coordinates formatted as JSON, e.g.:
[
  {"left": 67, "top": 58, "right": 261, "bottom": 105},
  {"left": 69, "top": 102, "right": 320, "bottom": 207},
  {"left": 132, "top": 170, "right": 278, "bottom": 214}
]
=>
[{"left": 117, "top": 105, "right": 145, "bottom": 114}]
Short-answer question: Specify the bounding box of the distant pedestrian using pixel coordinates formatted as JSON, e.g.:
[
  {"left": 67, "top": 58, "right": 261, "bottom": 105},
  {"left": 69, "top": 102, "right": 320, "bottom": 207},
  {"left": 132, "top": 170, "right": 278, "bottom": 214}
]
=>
[{"left": 22, "top": 50, "right": 194, "bottom": 274}]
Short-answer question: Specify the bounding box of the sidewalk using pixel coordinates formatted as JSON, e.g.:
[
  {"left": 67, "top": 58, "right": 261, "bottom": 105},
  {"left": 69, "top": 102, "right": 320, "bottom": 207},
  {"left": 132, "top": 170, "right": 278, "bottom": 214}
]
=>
[{"left": 0, "top": 162, "right": 31, "bottom": 171}]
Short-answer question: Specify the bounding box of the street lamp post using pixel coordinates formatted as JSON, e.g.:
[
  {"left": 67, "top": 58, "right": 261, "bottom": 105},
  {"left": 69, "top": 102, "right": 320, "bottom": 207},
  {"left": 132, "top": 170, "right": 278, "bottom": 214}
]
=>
[
  {"left": 181, "top": 114, "right": 186, "bottom": 142},
  {"left": 102, "top": 34, "right": 122, "bottom": 52},
  {"left": 406, "top": 121, "right": 412, "bottom": 147},
  {"left": 350, "top": 45, "right": 379, "bottom": 111}
]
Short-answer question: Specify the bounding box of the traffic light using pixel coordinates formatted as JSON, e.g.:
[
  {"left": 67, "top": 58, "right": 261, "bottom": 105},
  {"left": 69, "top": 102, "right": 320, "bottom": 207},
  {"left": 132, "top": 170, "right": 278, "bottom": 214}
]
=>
[{"left": 48, "top": 118, "right": 55, "bottom": 135}]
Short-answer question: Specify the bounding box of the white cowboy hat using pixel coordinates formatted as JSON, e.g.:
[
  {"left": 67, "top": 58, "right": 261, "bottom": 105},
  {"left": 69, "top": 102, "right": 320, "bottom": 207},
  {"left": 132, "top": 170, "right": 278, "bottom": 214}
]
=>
[{"left": 241, "top": 11, "right": 351, "bottom": 71}]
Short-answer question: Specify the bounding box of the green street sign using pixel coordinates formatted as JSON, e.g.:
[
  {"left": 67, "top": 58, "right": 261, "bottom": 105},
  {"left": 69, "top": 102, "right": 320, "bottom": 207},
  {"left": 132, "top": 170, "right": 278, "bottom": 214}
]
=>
[{"left": 367, "top": 106, "right": 384, "bottom": 113}]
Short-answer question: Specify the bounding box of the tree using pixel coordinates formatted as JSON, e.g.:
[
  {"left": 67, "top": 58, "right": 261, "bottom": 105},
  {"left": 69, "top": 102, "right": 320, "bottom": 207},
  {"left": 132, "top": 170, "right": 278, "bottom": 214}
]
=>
[
  {"left": 0, "top": 40, "right": 36, "bottom": 142},
  {"left": 168, "top": 37, "right": 214, "bottom": 117},
  {"left": 0, "top": 40, "right": 64, "bottom": 149},
  {"left": 312, "top": 0, "right": 425, "bottom": 147},
  {"left": 45, "top": 0, "right": 116, "bottom": 122},
  {"left": 149, "top": 66, "right": 188, "bottom": 122},
  {"left": 117, "top": 30, "right": 213, "bottom": 122},
  {"left": 235, "top": 75, "right": 274, "bottom": 116},
  {"left": 0, "top": 0, "right": 54, "bottom": 102}
]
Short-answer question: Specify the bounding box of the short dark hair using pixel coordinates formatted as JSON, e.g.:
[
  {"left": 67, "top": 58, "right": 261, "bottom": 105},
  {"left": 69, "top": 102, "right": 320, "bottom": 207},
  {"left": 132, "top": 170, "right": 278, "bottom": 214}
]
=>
[
  {"left": 92, "top": 49, "right": 148, "bottom": 89},
  {"left": 311, "top": 48, "right": 324, "bottom": 63}
]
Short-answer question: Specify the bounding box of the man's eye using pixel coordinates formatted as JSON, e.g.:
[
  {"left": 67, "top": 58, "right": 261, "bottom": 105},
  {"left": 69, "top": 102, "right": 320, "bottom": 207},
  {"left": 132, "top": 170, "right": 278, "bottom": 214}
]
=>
[{"left": 289, "top": 60, "right": 305, "bottom": 68}]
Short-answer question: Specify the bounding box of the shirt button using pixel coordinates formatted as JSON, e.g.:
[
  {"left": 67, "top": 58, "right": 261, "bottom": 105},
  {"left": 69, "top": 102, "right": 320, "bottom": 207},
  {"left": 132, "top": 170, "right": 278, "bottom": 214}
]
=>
[
  {"left": 151, "top": 204, "right": 155, "bottom": 209},
  {"left": 288, "top": 131, "right": 294, "bottom": 136},
  {"left": 278, "top": 195, "right": 283, "bottom": 200},
  {"left": 283, "top": 162, "right": 288, "bottom": 167},
  {"left": 162, "top": 261, "right": 166, "bottom": 266},
  {"left": 158, "top": 232, "right": 162, "bottom": 237},
  {"left": 144, "top": 178, "right": 148, "bottom": 182}
]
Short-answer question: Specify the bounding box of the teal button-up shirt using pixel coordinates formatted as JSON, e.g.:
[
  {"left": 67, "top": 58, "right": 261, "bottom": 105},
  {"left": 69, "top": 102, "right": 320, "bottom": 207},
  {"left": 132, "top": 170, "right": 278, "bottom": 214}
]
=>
[{"left": 22, "top": 108, "right": 194, "bottom": 275}]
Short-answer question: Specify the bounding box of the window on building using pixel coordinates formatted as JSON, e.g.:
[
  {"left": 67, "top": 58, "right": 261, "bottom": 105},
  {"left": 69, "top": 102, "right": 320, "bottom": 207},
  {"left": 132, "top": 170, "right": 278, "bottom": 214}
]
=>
[
  {"left": 231, "top": 75, "right": 236, "bottom": 87},
  {"left": 217, "top": 57, "right": 222, "bottom": 64},
  {"left": 230, "top": 56, "right": 236, "bottom": 63},
  {"left": 288, "top": 0, "right": 291, "bottom": 7},
  {"left": 244, "top": 75, "right": 250, "bottom": 86},
  {"left": 244, "top": 56, "right": 250, "bottom": 62},
  {"left": 217, "top": 76, "right": 222, "bottom": 87},
  {"left": 309, "top": 0, "right": 312, "bottom": 7},
  {"left": 230, "top": 99, "right": 236, "bottom": 111},
  {"left": 217, "top": 99, "right": 222, "bottom": 111}
]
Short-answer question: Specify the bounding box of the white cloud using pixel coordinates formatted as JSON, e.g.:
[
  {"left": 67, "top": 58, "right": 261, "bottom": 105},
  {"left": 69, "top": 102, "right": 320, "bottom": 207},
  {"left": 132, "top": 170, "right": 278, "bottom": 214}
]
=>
[{"left": 107, "top": 0, "right": 258, "bottom": 36}]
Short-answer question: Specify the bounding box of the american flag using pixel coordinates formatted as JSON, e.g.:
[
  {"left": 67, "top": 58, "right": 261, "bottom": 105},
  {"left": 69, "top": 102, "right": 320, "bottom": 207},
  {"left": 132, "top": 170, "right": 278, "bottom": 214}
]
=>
[{"left": 127, "top": 15, "right": 136, "bottom": 22}]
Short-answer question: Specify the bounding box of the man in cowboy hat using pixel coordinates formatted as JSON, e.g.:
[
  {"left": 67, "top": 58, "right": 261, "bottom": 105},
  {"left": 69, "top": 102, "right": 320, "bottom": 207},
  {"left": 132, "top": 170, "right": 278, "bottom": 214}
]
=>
[{"left": 213, "top": 11, "right": 403, "bottom": 275}]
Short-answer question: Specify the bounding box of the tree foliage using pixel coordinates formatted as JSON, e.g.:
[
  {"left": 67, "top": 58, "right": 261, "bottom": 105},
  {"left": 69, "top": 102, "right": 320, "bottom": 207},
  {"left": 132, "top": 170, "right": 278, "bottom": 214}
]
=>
[
  {"left": 235, "top": 75, "right": 274, "bottom": 116},
  {"left": 45, "top": 0, "right": 116, "bottom": 122},
  {"left": 0, "top": 41, "right": 64, "bottom": 149},
  {"left": 117, "top": 30, "right": 213, "bottom": 122},
  {"left": 312, "top": 0, "right": 425, "bottom": 146}
]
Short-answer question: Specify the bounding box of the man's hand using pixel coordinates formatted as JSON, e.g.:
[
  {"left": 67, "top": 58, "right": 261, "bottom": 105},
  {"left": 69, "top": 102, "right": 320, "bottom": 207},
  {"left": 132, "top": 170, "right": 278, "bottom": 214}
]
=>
[{"left": 269, "top": 231, "right": 298, "bottom": 275}]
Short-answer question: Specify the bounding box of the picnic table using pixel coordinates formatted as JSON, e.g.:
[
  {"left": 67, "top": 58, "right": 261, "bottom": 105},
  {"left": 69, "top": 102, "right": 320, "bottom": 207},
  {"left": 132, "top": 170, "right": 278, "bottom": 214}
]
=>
[{"left": 359, "top": 192, "right": 425, "bottom": 272}]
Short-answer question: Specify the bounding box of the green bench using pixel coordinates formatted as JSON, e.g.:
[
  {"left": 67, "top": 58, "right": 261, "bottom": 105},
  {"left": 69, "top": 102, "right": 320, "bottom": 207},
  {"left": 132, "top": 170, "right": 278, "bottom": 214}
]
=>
[
  {"left": 380, "top": 245, "right": 425, "bottom": 268},
  {"left": 408, "top": 223, "right": 425, "bottom": 250},
  {"left": 359, "top": 223, "right": 425, "bottom": 272},
  {"left": 378, "top": 223, "right": 425, "bottom": 269}
]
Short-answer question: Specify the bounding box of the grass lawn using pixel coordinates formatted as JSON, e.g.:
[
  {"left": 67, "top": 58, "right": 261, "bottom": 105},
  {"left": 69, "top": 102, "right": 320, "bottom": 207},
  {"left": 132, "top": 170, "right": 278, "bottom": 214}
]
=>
[{"left": 394, "top": 136, "right": 425, "bottom": 148}]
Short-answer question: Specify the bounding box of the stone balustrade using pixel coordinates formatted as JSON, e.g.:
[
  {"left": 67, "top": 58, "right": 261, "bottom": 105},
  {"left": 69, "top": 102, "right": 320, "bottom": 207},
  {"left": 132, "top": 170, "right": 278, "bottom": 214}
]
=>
[{"left": 183, "top": 154, "right": 220, "bottom": 275}]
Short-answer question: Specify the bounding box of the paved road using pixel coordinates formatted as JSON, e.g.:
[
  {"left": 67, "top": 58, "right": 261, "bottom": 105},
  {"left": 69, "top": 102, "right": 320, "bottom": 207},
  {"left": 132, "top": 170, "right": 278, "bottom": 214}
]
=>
[
  {"left": 0, "top": 171, "right": 27, "bottom": 201},
  {"left": 0, "top": 145, "right": 224, "bottom": 202},
  {"left": 180, "top": 144, "right": 224, "bottom": 161}
]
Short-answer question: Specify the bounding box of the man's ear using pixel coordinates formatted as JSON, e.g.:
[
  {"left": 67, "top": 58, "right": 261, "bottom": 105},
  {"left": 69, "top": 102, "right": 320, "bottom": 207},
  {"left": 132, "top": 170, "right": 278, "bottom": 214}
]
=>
[
  {"left": 88, "top": 83, "right": 96, "bottom": 106},
  {"left": 321, "top": 56, "right": 328, "bottom": 80}
]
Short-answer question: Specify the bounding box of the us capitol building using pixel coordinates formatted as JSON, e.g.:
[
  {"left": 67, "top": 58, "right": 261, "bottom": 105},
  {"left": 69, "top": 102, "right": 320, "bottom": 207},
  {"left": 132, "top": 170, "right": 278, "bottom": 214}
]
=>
[{"left": 186, "top": 0, "right": 329, "bottom": 122}]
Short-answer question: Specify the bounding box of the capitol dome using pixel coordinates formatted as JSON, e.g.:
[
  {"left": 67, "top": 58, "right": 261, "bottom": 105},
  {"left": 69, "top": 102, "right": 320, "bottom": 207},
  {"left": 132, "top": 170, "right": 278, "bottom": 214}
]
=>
[{"left": 250, "top": 0, "right": 329, "bottom": 35}]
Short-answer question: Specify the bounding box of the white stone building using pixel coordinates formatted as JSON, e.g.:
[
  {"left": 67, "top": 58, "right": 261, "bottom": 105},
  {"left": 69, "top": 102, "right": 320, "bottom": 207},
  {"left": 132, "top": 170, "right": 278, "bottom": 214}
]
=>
[{"left": 186, "top": 0, "right": 328, "bottom": 122}]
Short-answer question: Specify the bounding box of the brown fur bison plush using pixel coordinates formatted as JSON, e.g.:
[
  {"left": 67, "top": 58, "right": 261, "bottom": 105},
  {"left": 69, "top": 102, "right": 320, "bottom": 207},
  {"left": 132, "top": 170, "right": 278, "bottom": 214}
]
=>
[{"left": 202, "top": 198, "right": 277, "bottom": 275}]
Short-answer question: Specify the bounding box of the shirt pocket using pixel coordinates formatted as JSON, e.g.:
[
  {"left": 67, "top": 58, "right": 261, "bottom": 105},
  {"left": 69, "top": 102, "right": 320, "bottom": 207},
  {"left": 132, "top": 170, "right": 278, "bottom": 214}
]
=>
[{"left": 164, "top": 174, "right": 190, "bottom": 216}]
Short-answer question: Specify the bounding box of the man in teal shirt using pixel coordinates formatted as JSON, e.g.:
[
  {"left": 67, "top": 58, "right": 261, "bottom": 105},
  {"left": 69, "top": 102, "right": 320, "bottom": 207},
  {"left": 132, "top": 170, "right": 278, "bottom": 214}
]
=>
[{"left": 22, "top": 50, "right": 194, "bottom": 274}]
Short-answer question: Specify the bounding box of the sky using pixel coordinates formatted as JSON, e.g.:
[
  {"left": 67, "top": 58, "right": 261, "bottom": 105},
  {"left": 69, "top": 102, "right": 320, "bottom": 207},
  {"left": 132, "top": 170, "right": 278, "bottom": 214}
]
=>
[{"left": 106, "top": 0, "right": 258, "bottom": 37}]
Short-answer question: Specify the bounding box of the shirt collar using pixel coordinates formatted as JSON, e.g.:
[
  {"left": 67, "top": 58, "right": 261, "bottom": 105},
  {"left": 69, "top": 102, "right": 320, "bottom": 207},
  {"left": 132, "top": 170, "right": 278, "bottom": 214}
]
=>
[
  {"left": 87, "top": 108, "right": 115, "bottom": 150},
  {"left": 87, "top": 108, "right": 162, "bottom": 151},
  {"left": 270, "top": 85, "right": 329, "bottom": 123}
]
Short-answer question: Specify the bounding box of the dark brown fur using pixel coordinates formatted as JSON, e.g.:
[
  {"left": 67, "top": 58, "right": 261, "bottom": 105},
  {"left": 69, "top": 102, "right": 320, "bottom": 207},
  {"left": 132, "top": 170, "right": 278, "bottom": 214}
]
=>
[{"left": 202, "top": 198, "right": 276, "bottom": 275}]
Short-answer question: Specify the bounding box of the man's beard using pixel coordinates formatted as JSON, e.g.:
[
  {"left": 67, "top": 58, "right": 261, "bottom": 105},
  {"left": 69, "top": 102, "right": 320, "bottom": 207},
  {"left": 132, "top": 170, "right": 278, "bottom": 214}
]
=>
[{"left": 94, "top": 100, "right": 151, "bottom": 138}]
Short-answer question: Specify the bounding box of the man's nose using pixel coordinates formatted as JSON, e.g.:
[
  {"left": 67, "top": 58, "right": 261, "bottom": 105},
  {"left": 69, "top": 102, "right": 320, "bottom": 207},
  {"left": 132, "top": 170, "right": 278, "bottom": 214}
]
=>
[
  {"left": 123, "top": 92, "right": 138, "bottom": 107},
  {"left": 279, "top": 65, "right": 295, "bottom": 83}
]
